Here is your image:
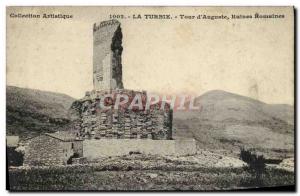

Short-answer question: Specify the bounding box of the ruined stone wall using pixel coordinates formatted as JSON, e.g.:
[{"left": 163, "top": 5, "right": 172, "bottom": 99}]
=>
[
  {"left": 23, "top": 135, "right": 83, "bottom": 166},
  {"left": 69, "top": 90, "right": 173, "bottom": 140},
  {"left": 23, "top": 135, "right": 64, "bottom": 166}
]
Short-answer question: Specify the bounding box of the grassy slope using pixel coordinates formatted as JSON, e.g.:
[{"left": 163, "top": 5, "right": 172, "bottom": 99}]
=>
[
  {"left": 6, "top": 86, "right": 75, "bottom": 139},
  {"left": 173, "top": 90, "right": 294, "bottom": 159}
]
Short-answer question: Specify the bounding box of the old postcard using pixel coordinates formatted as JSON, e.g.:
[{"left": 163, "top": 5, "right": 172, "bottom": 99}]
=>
[{"left": 6, "top": 6, "right": 295, "bottom": 191}]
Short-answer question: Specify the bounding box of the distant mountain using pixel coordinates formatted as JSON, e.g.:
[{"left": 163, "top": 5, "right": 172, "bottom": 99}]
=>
[
  {"left": 173, "top": 90, "right": 294, "bottom": 159},
  {"left": 6, "top": 86, "right": 75, "bottom": 139}
]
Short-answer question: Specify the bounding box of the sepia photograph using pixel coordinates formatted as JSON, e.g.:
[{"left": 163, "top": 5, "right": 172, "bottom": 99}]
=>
[{"left": 6, "top": 6, "right": 295, "bottom": 191}]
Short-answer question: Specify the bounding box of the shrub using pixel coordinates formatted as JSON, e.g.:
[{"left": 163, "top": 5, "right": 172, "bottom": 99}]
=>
[
  {"left": 7, "top": 147, "right": 24, "bottom": 167},
  {"left": 240, "top": 148, "right": 266, "bottom": 186}
]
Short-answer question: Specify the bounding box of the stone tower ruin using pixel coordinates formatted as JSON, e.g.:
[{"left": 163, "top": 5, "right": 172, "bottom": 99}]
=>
[
  {"left": 93, "top": 20, "right": 124, "bottom": 90},
  {"left": 69, "top": 19, "right": 173, "bottom": 140}
]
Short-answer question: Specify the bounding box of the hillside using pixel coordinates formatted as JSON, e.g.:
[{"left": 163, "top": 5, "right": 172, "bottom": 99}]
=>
[
  {"left": 173, "top": 90, "right": 294, "bottom": 159},
  {"left": 6, "top": 86, "right": 75, "bottom": 139},
  {"left": 6, "top": 86, "right": 294, "bottom": 159}
]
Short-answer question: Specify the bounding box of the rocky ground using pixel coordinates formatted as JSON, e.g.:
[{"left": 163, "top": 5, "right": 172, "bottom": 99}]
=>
[
  {"left": 276, "top": 158, "right": 294, "bottom": 172},
  {"left": 89, "top": 150, "right": 246, "bottom": 170},
  {"left": 8, "top": 151, "right": 294, "bottom": 191}
]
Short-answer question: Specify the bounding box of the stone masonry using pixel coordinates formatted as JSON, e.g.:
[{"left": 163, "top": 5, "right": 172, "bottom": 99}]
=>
[
  {"left": 23, "top": 133, "right": 83, "bottom": 166},
  {"left": 70, "top": 89, "right": 172, "bottom": 140}
]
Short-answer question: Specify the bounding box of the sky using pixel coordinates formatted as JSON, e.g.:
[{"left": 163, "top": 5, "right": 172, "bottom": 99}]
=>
[{"left": 6, "top": 6, "right": 294, "bottom": 105}]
